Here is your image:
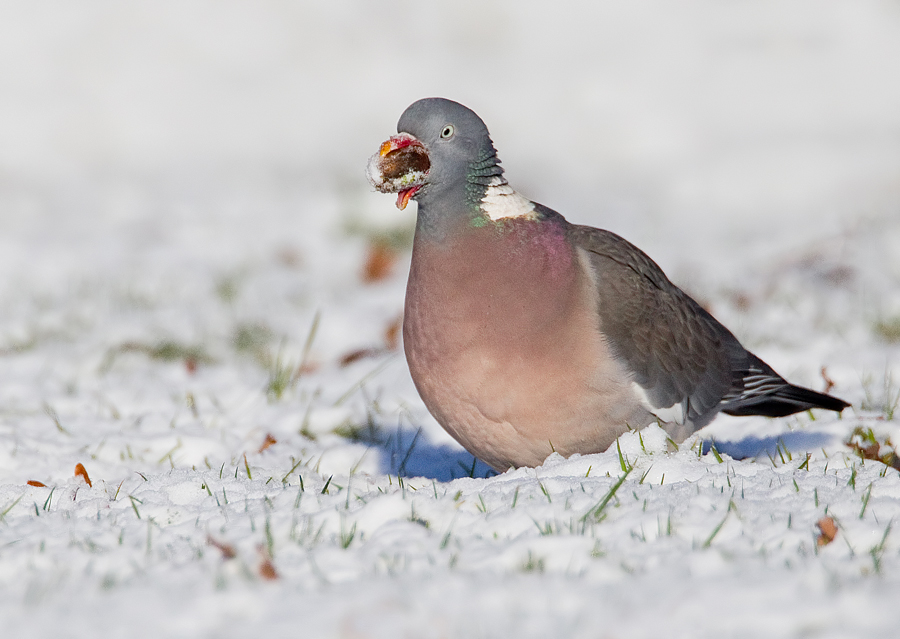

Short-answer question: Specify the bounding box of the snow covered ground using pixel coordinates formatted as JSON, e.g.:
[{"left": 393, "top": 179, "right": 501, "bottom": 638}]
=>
[{"left": 1, "top": 2, "right": 900, "bottom": 637}]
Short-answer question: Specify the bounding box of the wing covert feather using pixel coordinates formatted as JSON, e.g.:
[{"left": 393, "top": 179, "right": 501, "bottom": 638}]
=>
[{"left": 568, "top": 222, "right": 746, "bottom": 426}]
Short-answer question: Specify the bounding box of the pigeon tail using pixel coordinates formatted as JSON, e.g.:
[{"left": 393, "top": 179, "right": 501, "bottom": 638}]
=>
[{"left": 722, "top": 383, "right": 850, "bottom": 418}]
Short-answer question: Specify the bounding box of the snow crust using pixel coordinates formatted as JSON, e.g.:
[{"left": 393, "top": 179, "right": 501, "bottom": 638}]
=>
[{"left": 1, "top": 2, "right": 900, "bottom": 637}]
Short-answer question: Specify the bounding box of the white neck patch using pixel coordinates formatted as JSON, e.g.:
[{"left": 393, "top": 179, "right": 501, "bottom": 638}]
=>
[{"left": 481, "top": 176, "right": 537, "bottom": 221}]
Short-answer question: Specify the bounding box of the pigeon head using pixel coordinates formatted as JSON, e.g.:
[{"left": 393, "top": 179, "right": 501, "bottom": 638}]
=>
[{"left": 367, "top": 98, "right": 504, "bottom": 213}]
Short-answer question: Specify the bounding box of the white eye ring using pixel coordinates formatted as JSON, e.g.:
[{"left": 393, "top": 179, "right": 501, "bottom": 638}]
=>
[{"left": 440, "top": 125, "right": 455, "bottom": 139}]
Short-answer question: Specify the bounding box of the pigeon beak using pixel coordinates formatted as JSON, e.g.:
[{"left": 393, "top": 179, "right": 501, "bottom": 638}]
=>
[
  {"left": 396, "top": 186, "right": 420, "bottom": 210},
  {"left": 380, "top": 133, "right": 420, "bottom": 155}
]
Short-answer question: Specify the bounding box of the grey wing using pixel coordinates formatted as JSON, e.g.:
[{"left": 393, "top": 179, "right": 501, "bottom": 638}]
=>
[{"left": 568, "top": 221, "right": 750, "bottom": 431}]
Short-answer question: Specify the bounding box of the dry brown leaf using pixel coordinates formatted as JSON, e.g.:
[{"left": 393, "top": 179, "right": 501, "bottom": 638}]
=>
[
  {"left": 362, "top": 243, "right": 397, "bottom": 283},
  {"left": 820, "top": 366, "right": 835, "bottom": 394},
  {"left": 74, "top": 463, "right": 92, "bottom": 487},
  {"left": 258, "top": 433, "right": 277, "bottom": 454},
  {"left": 816, "top": 516, "right": 838, "bottom": 546},
  {"left": 258, "top": 545, "right": 279, "bottom": 580},
  {"left": 846, "top": 427, "right": 899, "bottom": 468},
  {"left": 339, "top": 348, "right": 382, "bottom": 367},
  {"left": 27, "top": 480, "right": 47, "bottom": 487},
  {"left": 853, "top": 440, "right": 881, "bottom": 461},
  {"left": 384, "top": 315, "right": 402, "bottom": 350},
  {"left": 259, "top": 558, "right": 279, "bottom": 580},
  {"left": 185, "top": 357, "right": 198, "bottom": 375},
  {"left": 207, "top": 536, "right": 237, "bottom": 560}
]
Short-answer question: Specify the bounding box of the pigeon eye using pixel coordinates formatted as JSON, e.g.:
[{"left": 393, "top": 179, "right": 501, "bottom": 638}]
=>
[{"left": 440, "top": 125, "right": 455, "bottom": 139}]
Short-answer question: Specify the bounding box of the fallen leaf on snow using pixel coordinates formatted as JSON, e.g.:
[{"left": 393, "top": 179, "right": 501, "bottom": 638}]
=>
[
  {"left": 258, "top": 433, "right": 278, "bottom": 453},
  {"left": 820, "top": 366, "right": 835, "bottom": 394},
  {"left": 207, "top": 536, "right": 236, "bottom": 560},
  {"left": 259, "top": 558, "right": 278, "bottom": 580},
  {"left": 384, "top": 315, "right": 402, "bottom": 350},
  {"left": 846, "top": 426, "right": 900, "bottom": 469},
  {"left": 362, "top": 242, "right": 397, "bottom": 283},
  {"left": 339, "top": 347, "right": 384, "bottom": 367},
  {"left": 74, "top": 463, "right": 92, "bottom": 487},
  {"left": 258, "top": 545, "right": 279, "bottom": 580},
  {"left": 816, "top": 517, "right": 837, "bottom": 546},
  {"left": 27, "top": 480, "right": 46, "bottom": 487}
]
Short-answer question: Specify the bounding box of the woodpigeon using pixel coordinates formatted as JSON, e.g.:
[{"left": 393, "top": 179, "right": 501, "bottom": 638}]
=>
[{"left": 367, "top": 97, "right": 849, "bottom": 472}]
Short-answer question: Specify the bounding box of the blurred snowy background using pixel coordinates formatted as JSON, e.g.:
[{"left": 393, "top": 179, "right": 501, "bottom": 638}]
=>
[
  {"left": 4, "top": 1, "right": 899, "bottom": 256},
  {"left": 1, "top": 2, "right": 900, "bottom": 637}
]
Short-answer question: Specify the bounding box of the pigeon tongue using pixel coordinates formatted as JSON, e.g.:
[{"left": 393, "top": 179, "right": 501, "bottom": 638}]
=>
[{"left": 396, "top": 186, "right": 420, "bottom": 210}]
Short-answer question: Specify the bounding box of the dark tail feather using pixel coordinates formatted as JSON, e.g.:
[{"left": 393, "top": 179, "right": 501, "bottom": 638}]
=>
[{"left": 723, "top": 383, "right": 850, "bottom": 418}]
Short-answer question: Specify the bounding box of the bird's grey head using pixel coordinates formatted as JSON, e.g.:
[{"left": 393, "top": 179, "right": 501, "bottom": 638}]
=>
[
  {"left": 398, "top": 97, "right": 499, "bottom": 181},
  {"left": 367, "top": 98, "right": 504, "bottom": 215}
]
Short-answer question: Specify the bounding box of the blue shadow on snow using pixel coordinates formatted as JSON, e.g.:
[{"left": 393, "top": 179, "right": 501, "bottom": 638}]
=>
[
  {"left": 367, "top": 424, "right": 835, "bottom": 480},
  {"left": 371, "top": 426, "right": 496, "bottom": 481},
  {"left": 702, "top": 430, "right": 835, "bottom": 460}
]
